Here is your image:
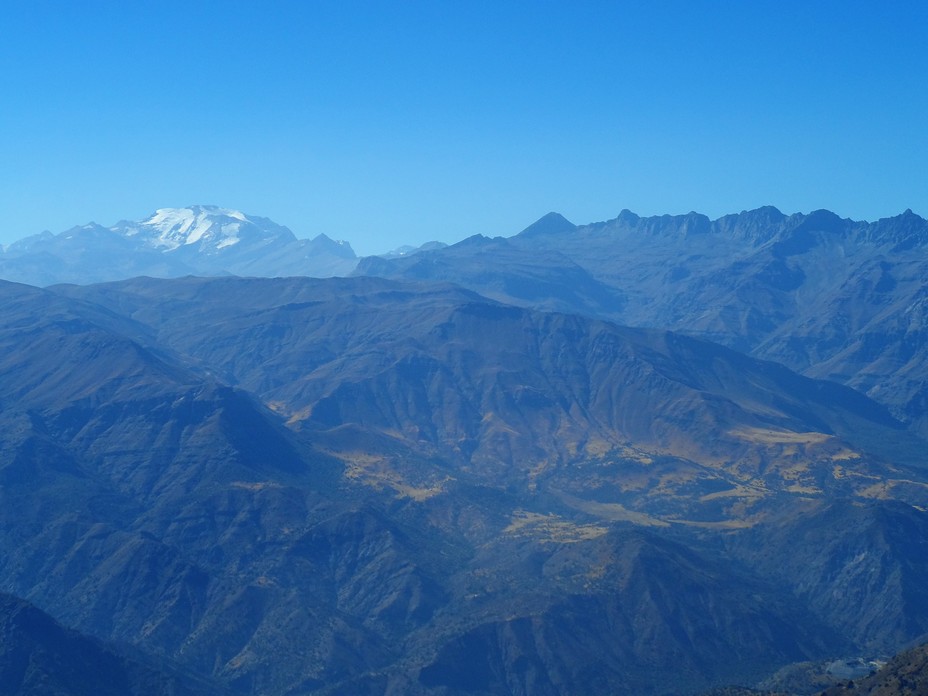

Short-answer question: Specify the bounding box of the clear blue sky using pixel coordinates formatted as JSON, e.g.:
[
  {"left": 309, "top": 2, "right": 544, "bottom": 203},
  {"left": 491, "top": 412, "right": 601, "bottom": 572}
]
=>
[{"left": 1, "top": 1, "right": 925, "bottom": 255}]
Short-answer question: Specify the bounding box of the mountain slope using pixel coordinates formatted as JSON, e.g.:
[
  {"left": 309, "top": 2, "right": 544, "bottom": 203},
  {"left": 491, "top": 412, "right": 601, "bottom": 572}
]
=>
[
  {"left": 8, "top": 202, "right": 928, "bottom": 437},
  {"left": 821, "top": 642, "right": 928, "bottom": 695},
  {"left": 3, "top": 275, "right": 927, "bottom": 694},
  {"left": 0, "top": 592, "right": 226, "bottom": 696},
  {"left": 410, "top": 527, "right": 842, "bottom": 696},
  {"left": 354, "top": 207, "right": 928, "bottom": 438},
  {"left": 355, "top": 232, "right": 626, "bottom": 318},
  {"left": 731, "top": 500, "right": 928, "bottom": 651},
  {"left": 6, "top": 202, "right": 928, "bottom": 434},
  {"left": 53, "top": 275, "right": 928, "bottom": 522},
  {"left": 0, "top": 279, "right": 374, "bottom": 691}
]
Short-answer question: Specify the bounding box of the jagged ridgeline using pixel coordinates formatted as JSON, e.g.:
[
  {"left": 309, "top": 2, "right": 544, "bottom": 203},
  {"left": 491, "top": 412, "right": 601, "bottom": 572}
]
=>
[
  {"left": 6, "top": 204, "right": 926, "bottom": 437},
  {"left": 355, "top": 207, "right": 928, "bottom": 438},
  {"left": 1, "top": 270, "right": 927, "bottom": 695}
]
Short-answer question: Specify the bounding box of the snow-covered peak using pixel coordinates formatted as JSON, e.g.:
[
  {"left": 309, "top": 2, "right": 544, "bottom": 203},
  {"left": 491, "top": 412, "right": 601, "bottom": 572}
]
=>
[
  {"left": 108, "top": 205, "right": 301, "bottom": 255},
  {"left": 128, "top": 206, "right": 250, "bottom": 251},
  {"left": 0, "top": 206, "right": 362, "bottom": 284}
]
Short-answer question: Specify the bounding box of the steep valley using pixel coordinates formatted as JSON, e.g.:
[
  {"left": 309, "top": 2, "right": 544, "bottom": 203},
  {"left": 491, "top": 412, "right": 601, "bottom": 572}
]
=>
[{"left": 1, "top": 275, "right": 926, "bottom": 694}]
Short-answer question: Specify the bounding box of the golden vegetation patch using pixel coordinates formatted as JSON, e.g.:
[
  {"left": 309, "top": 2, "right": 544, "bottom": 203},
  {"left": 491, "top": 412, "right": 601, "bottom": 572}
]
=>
[
  {"left": 699, "top": 483, "right": 767, "bottom": 502},
  {"left": 830, "top": 448, "right": 862, "bottom": 461},
  {"left": 554, "top": 491, "right": 670, "bottom": 527},
  {"left": 832, "top": 465, "right": 882, "bottom": 485},
  {"left": 284, "top": 407, "right": 313, "bottom": 426},
  {"left": 334, "top": 450, "right": 447, "bottom": 501},
  {"left": 613, "top": 443, "right": 654, "bottom": 464},
  {"left": 504, "top": 510, "right": 608, "bottom": 542},
  {"left": 230, "top": 481, "right": 283, "bottom": 491},
  {"left": 667, "top": 516, "right": 764, "bottom": 529},
  {"left": 856, "top": 477, "right": 928, "bottom": 501},
  {"left": 729, "top": 427, "right": 831, "bottom": 445},
  {"left": 858, "top": 481, "right": 893, "bottom": 500},
  {"left": 784, "top": 484, "right": 822, "bottom": 494},
  {"left": 580, "top": 437, "right": 615, "bottom": 458},
  {"left": 389, "top": 482, "right": 446, "bottom": 502},
  {"left": 775, "top": 462, "right": 823, "bottom": 494}
]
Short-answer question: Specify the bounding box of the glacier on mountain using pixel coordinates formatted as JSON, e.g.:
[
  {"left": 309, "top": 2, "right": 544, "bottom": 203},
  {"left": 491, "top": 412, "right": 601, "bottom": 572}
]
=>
[
  {"left": 117, "top": 205, "right": 270, "bottom": 251},
  {"left": 0, "top": 205, "right": 359, "bottom": 286}
]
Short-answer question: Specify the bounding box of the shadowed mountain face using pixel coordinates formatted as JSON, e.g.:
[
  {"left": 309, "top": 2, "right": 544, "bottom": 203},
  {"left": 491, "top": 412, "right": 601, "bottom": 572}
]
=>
[
  {"left": 0, "top": 592, "right": 227, "bottom": 696},
  {"left": 354, "top": 207, "right": 928, "bottom": 436},
  {"left": 730, "top": 500, "right": 928, "bottom": 650},
  {"left": 3, "top": 275, "right": 928, "bottom": 695}
]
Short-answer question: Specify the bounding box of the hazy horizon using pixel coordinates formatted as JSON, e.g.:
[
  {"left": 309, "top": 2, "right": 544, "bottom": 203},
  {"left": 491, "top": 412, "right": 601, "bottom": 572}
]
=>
[
  {"left": 5, "top": 203, "right": 926, "bottom": 260},
  {"left": 2, "top": 1, "right": 925, "bottom": 256}
]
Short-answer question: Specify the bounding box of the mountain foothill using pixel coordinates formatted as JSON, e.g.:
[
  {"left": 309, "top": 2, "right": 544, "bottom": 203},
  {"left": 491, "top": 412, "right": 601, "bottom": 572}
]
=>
[{"left": 1, "top": 205, "right": 927, "bottom": 695}]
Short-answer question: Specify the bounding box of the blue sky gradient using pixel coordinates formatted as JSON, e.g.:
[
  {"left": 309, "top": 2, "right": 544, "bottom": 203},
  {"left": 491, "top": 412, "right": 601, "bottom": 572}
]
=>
[{"left": 1, "top": 1, "right": 925, "bottom": 254}]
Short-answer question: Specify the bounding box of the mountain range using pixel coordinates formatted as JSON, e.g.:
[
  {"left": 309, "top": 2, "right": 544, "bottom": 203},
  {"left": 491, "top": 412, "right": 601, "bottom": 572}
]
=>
[
  {"left": 354, "top": 207, "right": 928, "bottom": 437},
  {"left": 5, "top": 203, "right": 926, "bottom": 436},
  {"left": 1, "top": 272, "right": 927, "bottom": 695},
  {"left": 1, "top": 205, "right": 928, "bottom": 694}
]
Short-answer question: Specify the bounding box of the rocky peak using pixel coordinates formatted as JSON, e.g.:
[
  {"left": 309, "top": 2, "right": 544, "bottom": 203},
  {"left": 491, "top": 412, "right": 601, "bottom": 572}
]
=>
[{"left": 517, "top": 212, "right": 577, "bottom": 238}]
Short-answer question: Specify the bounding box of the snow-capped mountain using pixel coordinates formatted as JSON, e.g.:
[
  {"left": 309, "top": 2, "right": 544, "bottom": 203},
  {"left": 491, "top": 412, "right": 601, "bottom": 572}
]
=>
[
  {"left": 113, "top": 206, "right": 296, "bottom": 253},
  {"left": 0, "top": 206, "right": 358, "bottom": 286}
]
